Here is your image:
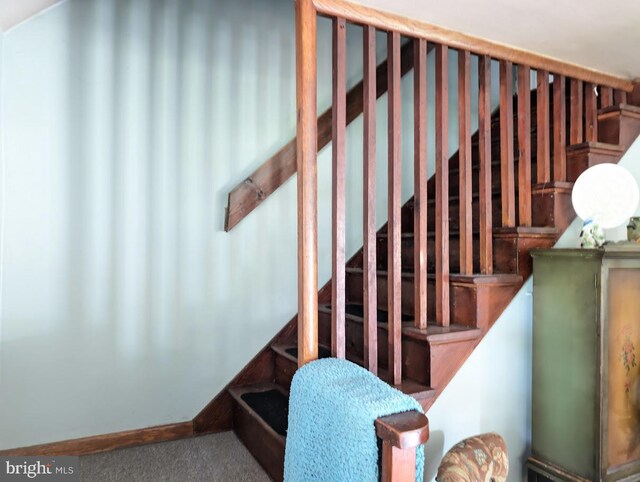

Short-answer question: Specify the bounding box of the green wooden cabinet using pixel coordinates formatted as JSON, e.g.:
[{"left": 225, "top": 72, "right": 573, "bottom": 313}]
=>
[{"left": 528, "top": 246, "right": 640, "bottom": 482}]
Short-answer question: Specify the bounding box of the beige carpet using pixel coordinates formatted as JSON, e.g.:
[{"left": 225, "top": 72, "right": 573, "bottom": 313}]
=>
[{"left": 79, "top": 431, "right": 271, "bottom": 481}]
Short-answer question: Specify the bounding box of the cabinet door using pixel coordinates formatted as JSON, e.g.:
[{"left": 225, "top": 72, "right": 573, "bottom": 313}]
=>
[
  {"left": 532, "top": 253, "right": 601, "bottom": 480},
  {"left": 604, "top": 265, "right": 640, "bottom": 479}
]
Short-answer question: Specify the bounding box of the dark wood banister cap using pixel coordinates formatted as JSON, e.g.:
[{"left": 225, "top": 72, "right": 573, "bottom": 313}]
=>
[{"left": 375, "top": 410, "right": 429, "bottom": 449}]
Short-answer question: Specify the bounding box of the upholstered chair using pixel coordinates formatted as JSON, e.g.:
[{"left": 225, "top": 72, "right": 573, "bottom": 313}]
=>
[{"left": 436, "top": 433, "right": 508, "bottom": 482}]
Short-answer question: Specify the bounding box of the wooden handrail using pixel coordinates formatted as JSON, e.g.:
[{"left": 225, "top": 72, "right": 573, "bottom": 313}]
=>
[
  {"left": 312, "top": 0, "right": 633, "bottom": 91},
  {"left": 224, "top": 40, "right": 416, "bottom": 232},
  {"left": 375, "top": 411, "right": 429, "bottom": 482}
]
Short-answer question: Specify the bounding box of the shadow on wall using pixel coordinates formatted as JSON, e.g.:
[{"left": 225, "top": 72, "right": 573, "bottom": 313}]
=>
[
  {"left": 58, "top": 0, "right": 297, "bottom": 354},
  {"left": 1, "top": 0, "right": 316, "bottom": 448},
  {"left": 424, "top": 430, "right": 445, "bottom": 481}
]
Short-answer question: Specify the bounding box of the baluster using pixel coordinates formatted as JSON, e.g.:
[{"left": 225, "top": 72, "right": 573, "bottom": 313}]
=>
[
  {"left": 553, "top": 74, "right": 566, "bottom": 182},
  {"left": 362, "top": 25, "right": 378, "bottom": 375},
  {"left": 435, "top": 44, "right": 450, "bottom": 326},
  {"left": 458, "top": 50, "right": 472, "bottom": 275},
  {"left": 413, "top": 38, "right": 428, "bottom": 330},
  {"left": 478, "top": 55, "right": 493, "bottom": 274},
  {"left": 536, "top": 70, "right": 551, "bottom": 183},
  {"left": 601, "top": 86, "right": 613, "bottom": 108},
  {"left": 295, "top": 0, "right": 318, "bottom": 366},
  {"left": 569, "top": 79, "right": 584, "bottom": 144},
  {"left": 500, "top": 60, "right": 515, "bottom": 227},
  {"left": 614, "top": 88, "right": 628, "bottom": 105},
  {"left": 517, "top": 65, "right": 532, "bottom": 226},
  {"left": 331, "top": 17, "right": 346, "bottom": 359},
  {"left": 585, "top": 83, "right": 598, "bottom": 142},
  {"left": 387, "top": 31, "right": 402, "bottom": 385}
]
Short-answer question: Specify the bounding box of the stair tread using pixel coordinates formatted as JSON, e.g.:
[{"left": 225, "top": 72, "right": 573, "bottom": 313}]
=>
[
  {"left": 599, "top": 103, "right": 640, "bottom": 116},
  {"left": 271, "top": 343, "right": 436, "bottom": 403},
  {"left": 229, "top": 382, "right": 289, "bottom": 438},
  {"left": 378, "top": 230, "right": 478, "bottom": 240},
  {"left": 318, "top": 303, "right": 482, "bottom": 343},
  {"left": 492, "top": 226, "right": 560, "bottom": 237},
  {"left": 345, "top": 266, "right": 522, "bottom": 285},
  {"left": 271, "top": 343, "right": 333, "bottom": 364},
  {"left": 566, "top": 141, "right": 624, "bottom": 153},
  {"left": 318, "top": 302, "right": 413, "bottom": 323},
  {"left": 379, "top": 226, "right": 559, "bottom": 240},
  {"left": 412, "top": 186, "right": 518, "bottom": 207}
]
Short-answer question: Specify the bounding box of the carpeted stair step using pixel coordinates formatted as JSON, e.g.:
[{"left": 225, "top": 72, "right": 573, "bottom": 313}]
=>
[{"left": 228, "top": 383, "right": 288, "bottom": 482}]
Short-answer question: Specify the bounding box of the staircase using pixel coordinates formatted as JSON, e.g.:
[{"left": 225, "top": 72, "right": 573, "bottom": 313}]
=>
[
  {"left": 191, "top": 2, "right": 640, "bottom": 479},
  {"left": 194, "top": 87, "right": 640, "bottom": 480}
]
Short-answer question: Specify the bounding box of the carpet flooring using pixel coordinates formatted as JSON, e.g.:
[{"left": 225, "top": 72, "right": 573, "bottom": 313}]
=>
[{"left": 79, "top": 431, "right": 271, "bottom": 481}]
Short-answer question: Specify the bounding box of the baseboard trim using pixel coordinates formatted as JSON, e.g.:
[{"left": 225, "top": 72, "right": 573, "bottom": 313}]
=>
[{"left": 0, "top": 421, "right": 194, "bottom": 456}]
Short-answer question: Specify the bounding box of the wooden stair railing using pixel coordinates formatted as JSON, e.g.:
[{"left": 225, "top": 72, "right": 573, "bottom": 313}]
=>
[
  {"left": 195, "top": 87, "right": 640, "bottom": 482},
  {"left": 294, "top": 0, "right": 634, "bottom": 479}
]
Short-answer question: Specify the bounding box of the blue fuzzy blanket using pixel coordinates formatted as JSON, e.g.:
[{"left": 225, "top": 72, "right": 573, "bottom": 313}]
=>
[{"left": 283, "top": 358, "right": 425, "bottom": 482}]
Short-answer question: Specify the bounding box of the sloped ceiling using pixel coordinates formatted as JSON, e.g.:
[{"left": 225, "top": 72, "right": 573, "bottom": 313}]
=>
[
  {"left": 350, "top": 0, "right": 640, "bottom": 79},
  {"left": 0, "top": 0, "right": 62, "bottom": 32}
]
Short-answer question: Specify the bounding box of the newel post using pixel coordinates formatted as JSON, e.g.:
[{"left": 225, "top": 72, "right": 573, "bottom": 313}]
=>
[
  {"left": 376, "top": 411, "right": 429, "bottom": 482},
  {"left": 295, "top": 0, "right": 319, "bottom": 367}
]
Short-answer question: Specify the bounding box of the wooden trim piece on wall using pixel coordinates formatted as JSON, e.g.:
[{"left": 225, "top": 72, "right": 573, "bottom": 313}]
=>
[
  {"left": 312, "top": 0, "right": 634, "bottom": 91},
  {"left": 0, "top": 422, "right": 194, "bottom": 457}
]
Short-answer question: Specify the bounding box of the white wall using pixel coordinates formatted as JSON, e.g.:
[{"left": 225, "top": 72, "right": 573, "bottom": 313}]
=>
[
  {"left": 0, "top": 0, "right": 493, "bottom": 449},
  {"left": 424, "top": 136, "right": 640, "bottom": 481},
  {"left": 0, "top": 32, "right": 4, "bottom": 369}
]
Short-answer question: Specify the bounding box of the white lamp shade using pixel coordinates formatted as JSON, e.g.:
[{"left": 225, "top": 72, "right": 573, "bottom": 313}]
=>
[{"left": 572, "top": 163, "right": 639, "bottom": 229}]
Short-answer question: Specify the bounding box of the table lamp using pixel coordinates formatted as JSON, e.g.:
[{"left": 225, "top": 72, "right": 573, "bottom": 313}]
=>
[{"left": 571, "top": 163, "right": 639, "bottom": 248}]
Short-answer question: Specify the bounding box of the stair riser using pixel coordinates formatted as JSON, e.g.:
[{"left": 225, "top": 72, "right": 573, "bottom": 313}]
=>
[
  {"left": 437, "top": 158, "right": 539, "bottom": 200},
  {"left": 317, "top": 311, "right": 431, "bottom": 386},
  {"left": 598, "top": 111, "right": 640, "bottom": 148},
  {"left": 494, "top": 234, "right": 560, "bottom": 277},
  {"left": 375, "top": 235, "right": 481, "bottom": 273},
  {"left": 346, "top": 270, "right": 522, "bottom": 328},
  {"left": 404, "top": 194, "right": 504, "bottom": 233},
  {"left": 531, "top": 184, "right": 575, "bottom": 230},
  {"left": 274, "top": 353, "right": 297, "bottom": 391},
  {"left": 345, "top": 270, "right": 472, "bottom": 325},
  {"left": 566, "top": 147, "right": 622, "bottom": 182},
  {"left": 232, "top": 398, "right": 285, "bottom": 482}
]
